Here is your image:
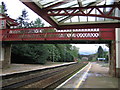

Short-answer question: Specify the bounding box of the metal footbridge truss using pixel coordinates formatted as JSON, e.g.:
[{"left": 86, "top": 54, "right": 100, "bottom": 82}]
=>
[
  {"left": 0, "top": 0, "right": 119, "bottom": 43},
  {"left": 21, "top": 0, "right": 120, "bottom": 29}
]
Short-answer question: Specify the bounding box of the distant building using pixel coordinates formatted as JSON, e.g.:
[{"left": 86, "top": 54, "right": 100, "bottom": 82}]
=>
[
  {"left": 81, "top": 57, "right": 88, "bottom": 61},
  {"left": 79, "top": 54, "right": 97, "bottom": 61}
]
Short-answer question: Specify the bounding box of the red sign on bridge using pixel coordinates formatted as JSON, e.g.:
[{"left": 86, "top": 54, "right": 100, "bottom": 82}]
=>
[{"left": 0, "top": 27, "right": 115, "bottom": 42}]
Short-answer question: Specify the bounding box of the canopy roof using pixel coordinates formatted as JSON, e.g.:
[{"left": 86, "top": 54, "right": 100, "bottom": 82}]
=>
[
  {"left": 0, "top": 13, "right": 19, "bottom": 26},
  {"left": 21, "top": 0, "right": 120, "bottom": 29}
]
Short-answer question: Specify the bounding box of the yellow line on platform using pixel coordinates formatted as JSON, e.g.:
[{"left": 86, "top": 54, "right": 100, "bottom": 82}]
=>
[
  {"left": 75, "top": 63, "right": 92, "bottom": 89},
  {"left": 55, "top": 62, "right": 91, "bottom": 89}
]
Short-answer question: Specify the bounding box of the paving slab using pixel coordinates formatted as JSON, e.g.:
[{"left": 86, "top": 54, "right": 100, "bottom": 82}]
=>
[{"left": 81, "top": 62, "right": 118, "bottom": 88}]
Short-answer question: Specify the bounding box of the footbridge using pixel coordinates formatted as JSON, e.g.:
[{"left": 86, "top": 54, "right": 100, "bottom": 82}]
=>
[
  {"left": 0, "top": 0, "right": 120, "bottom": 78},
  {"left": 1, "top": 27, "right": 115, "bottom": 43}
]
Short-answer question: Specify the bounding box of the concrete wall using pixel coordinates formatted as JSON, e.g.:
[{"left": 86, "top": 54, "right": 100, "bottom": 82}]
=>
[
  {"left": 0, "top": 44, "right": 11, "bottom": 69},
  {"left": 116, "top": 28, "right": 120, "bottom": 77}
]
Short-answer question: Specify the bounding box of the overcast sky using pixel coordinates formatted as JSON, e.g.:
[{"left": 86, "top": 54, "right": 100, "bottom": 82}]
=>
[
  {"left": 0, "top": 0, "right": 50, "bottom": 26},
  {"left": 0, "top": 0, "right": 109, "bottom": 55},
  {"left": 72, "top": 44, "right": 109, "bottom": 55}
]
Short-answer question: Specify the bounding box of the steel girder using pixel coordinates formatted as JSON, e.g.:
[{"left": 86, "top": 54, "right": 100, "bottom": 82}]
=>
[
  {"left": 20, "top": 1, "right": 120, "bottom": 29},
  {"left": 57, "top": 23, "right": 120, "bottom": 29},
  {"left": 47, "top": 4, "right": 120, "bottom": 20}
]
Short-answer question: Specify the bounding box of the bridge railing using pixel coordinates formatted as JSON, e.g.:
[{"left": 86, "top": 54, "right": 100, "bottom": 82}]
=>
[{"left": 0, "top": 27, "right": 115, "bottom": 41}]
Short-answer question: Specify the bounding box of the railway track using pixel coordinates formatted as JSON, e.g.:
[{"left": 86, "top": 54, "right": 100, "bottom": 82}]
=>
[{"left": 2, "top": 62, "right": 87, "bottom": 89}]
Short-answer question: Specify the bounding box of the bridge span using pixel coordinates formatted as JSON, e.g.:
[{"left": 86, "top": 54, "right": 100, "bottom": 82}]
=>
[
  {"left": 1, "top": 27, "right": 115, "bottom": 43},
  {"left": 0, "top": 27, "right": 118, "bottom": 78},
  {"left": 0, "top": 0, "right": 120, "bottom": 78}
]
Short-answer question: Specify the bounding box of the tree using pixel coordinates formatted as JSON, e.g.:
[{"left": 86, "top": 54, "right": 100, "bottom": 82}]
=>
[
  {"left": 12, "top": 44, "right": 49, "bottom": 64},
  {"left": 70, "top": 46, "right": 79, "bottom": 60},
  {"left": 46, "top": 44, "right": 62, "bottom": 62},
  {"left": 54, "top": 44, "right": 78, "bottom": 62},
  {"left": 12, "top": 10, "right": 49, "bottom": 64},
  {"left": 12, "top": 9, "right": 80, "bottom": 64},
  {"left": 33, "top": 18, "right": 44, "bottom": 27},
  {"left": 1, "top": 2, "right": 8, "bottom": 15},
  {"left": 97, "top": 46, "right": 104, "bottom": 58},
  {"left": 17, "top": 9, "right": 29, "bottom": 28},
  {"left": 54, "top": 44, "right": 66, "bottom": 62}
]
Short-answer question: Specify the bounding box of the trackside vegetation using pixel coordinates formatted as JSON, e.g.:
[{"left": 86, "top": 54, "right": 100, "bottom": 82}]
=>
[
  {"left": 10, "top": 9, "right": 79, "bottom": 64},
  {"left": 11, "top": 44, "right": 79, "bottom": 64}
]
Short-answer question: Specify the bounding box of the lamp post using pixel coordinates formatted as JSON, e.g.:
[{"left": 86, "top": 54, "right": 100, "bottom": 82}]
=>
[{"left": 53, "top": 45, "right": 54, "bottom": 62}]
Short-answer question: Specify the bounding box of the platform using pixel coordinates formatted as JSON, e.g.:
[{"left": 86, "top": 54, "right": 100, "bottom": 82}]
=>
[
  {"left": 56, "top": 62, "right": 118, "bottom": 89},
  {"left": 81, "top": 62, "right": 118, "bottom": 88},
  {"left": 0, "top": 62, "right": 76, "bottom": 76}
]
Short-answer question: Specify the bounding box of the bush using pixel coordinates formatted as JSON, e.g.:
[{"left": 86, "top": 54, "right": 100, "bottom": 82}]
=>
[{"left": 11, "top": 44, "right": 49, "bottom": 64}]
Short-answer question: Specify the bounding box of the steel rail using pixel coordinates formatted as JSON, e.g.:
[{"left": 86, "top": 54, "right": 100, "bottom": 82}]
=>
[{"left": 2, "top": 62, "right": 86, "bottom": 89}]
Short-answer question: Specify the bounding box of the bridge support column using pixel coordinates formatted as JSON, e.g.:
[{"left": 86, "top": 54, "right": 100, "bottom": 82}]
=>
[
  {"left": 109, "top": 41, "right": 116, "bottom": 77},
  {"left": 0, "top": 44, "right": 12, "bottom": 69},
  {"left": 116, "top": 28, "right": 120, "bottom": 77},
  {"left": 115, "top": 4, "right": 120, "bottom": 77}
]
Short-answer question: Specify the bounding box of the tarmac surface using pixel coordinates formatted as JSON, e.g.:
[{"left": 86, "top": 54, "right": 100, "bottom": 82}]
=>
[
  {"left": 81, "top": 62, "right": 118, "bottom": 88},
  {"left": 56, "top": 62, "right": 118, "bottom": 89}
]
